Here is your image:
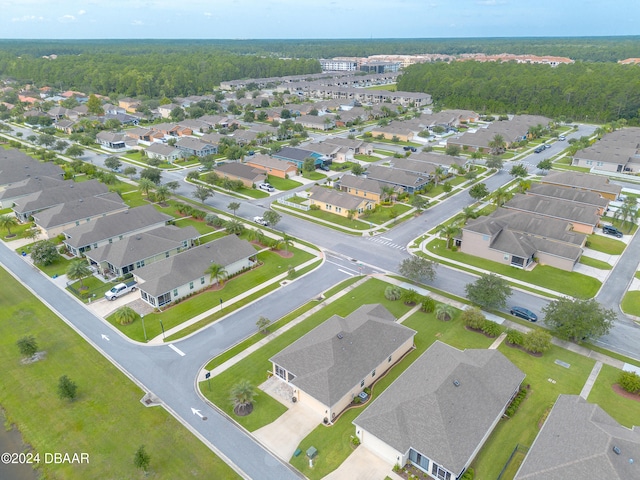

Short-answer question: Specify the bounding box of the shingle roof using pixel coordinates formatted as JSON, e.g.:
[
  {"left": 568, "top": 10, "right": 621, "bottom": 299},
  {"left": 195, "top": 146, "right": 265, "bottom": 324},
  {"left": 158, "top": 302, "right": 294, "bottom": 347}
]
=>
[
  {"left": 527, "top": 183, "right": 609, "bottom": 208},
  {"left": 504, "top": 194, "right": 600, "bottom": 227},
  {"left": 338, "top": 174, "right": 383, "bottom": 195},
  {"left": 542, "top": 171, "right": 622, "bottom": 197},
  {"left": 33, "top": 193, "right": 127, "bottom": 228},
  {"left": 354, "top": 342, "right": 525, "bottom": 476},
  {"left": 134, "top": 235, "right": 256, "bottom": 296},
  {"left": 85, "top": 225, "right": 199, "bottom": 267},
  {"left": 365, "top": 164, "right": 429, "bottom": 189},
  {"left": 13, "top": 179, "right": 109, "bottom": 215},
  {"left": 515, "top": 395, "right": 640, "bottom": 480},
  {"left": 246, "top": 154, "right": 297, "bottom": 172},
  {"left": 270, "top": 304, "right": 415, "bottom": 407},
  {"left": 309, "top": 185, "right": 369, "bottom": 210},
  {"left": 214, "top": 162, "right": 265, "bottom": 182},
  {"left": 274, "top": 146, "right": 316, "bottom": 162},
  {"left": 0, "top": 176, "right": 67, "bottom": 202},
  {"left": 145, "top": 143, "right": 182, "bottom": 157},
  {"left": 63, "top": 205, "right": 172, "bottom": 248},
  {"left": 0, "top": 149, "right": 64, "bottom": 187}
]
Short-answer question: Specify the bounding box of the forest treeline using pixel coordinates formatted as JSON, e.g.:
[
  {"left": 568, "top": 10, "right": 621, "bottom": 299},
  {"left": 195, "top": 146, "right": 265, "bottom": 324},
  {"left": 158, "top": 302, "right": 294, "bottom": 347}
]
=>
[
  {"left": 0, "top": 37, "right": 639, "bottom": 62},
  {"left": 397, "top": 61, "right": 640, "bottom": 124},
  {"left": 0, "top": 50, "right": 320, "bottom": 97}
]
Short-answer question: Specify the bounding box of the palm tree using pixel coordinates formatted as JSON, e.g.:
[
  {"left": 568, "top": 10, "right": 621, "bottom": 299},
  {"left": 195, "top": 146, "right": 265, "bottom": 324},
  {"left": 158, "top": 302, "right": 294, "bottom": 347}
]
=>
[
  {"left": 488, "top": 134, "right": 506, "bottom": 155},
  {"left": 205, "top": 263, "right": 228, "bottom": 287},
  {"left": 227, "top": 201, "right": 241, "bottom": 217},
  {"left": 113, "top": 305, "right": 137, "bottom": 325},
  {"left": 138, "top": 178, "right": 155, "bottom": 196},
  {"left": 229, "top": 380, "right": 256, "bottom": 416},
  {"left": 492, "top": 187, "right": 513, "bottom": 207},
  {"left": 435, "top": 303, "right": 455, "bottom": 321},
  {"left": 247, "top": 228, "right": 265, "bottom": 244},
  {"left": 433, "top": 166, "right": 446, "bottom": 186},
  {"left": 225, "top": 219, "right": 245, "bottom": 236},
  {"left": 438, "top": 223, "right": 461, "bottom": 249},
  {"left": 66, "top": 259, "right": 92, "bottom": 289},
  {"left": 614, "top": 197, "right": 639, "bottom": 233},
  {"left": 155, "top": 184, "right": 170, "bottom": 204},
  {"left": 0, "top": 214, "right": 19, "bottom": 237},
  {"left": 461, "top": 206, "right": 478, "bottom": 223},
  {"left": 380, "top": 185, "right": 395, "bottom": 203},
  {"left": 516, "top": 179, "right": 531, "bottom": 194},
  {"left": 277, "top": 233, "right": 294, "bottom": 252}
]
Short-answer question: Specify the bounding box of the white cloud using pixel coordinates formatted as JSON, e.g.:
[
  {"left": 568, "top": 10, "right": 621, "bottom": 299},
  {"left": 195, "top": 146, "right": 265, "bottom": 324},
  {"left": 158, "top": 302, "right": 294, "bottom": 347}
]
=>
[
  {"left": 204, "top": 12, "right": 212, "bottom": 16},
  {"left": 11, "top": 15, "right": 45, "bottom": 22},
  {"left": 58, "top": 14, "right": 76, "bottom": 22},
  {"left": 131, "top": 19, "right": 143, "bottom": 25},
  {"left": 78, "top": 9, "right": 86, "bottom": 15}
]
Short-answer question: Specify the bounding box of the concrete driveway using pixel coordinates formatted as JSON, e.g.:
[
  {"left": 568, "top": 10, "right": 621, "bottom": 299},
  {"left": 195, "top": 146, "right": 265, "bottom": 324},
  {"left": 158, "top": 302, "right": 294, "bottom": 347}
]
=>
[
  {"left": 253, "top": 402, "right": 322, "bottom": 461},
  {"left": 323, "top": 446, "right": 402, "bottom": 480}
]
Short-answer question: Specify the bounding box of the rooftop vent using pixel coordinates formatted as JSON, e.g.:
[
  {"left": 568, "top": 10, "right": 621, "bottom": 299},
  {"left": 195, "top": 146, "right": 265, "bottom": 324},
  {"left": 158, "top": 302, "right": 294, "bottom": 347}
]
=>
[
  {"left": 453, "top": 380, "right": 460, "bottom": 387},
  {"left": 337, "top": 333, "right": 344, "bottom": 340},
  {"left": 613, "top": 446, "right": 621, "bottom": 455}
]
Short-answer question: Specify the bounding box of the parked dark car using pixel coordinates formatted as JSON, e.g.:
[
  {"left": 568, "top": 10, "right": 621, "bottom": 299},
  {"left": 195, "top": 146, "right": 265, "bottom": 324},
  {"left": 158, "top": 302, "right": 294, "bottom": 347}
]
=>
[
  {"left": 534, "top": 146, "right": 545, "bottom": 153},
  {"left": 318, "top": 163, "right": 330, "bottom": 171},
  {"left": 602, "top": 225, "right": 623, "bottom": 238},
  {"left": 510, "top": 306, "right": 538, "bottom": 322}
]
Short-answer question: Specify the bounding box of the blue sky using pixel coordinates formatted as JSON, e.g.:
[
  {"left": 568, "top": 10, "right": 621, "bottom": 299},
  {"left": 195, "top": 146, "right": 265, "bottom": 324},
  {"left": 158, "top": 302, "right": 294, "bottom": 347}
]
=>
[{"left": 1, "top": 0, "right": 637, "bottom": 39}]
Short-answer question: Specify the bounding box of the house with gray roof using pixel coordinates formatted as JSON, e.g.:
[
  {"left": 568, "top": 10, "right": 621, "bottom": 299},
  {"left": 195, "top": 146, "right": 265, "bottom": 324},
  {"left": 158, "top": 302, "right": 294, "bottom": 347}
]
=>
[
  {"left": 0, "top": 176, "right": 66, "bottom": 209},
  {"left": 308, "top": 185, "right": 375, "bottom": 218},
  {"left": 527, "top": 183, "right": 609, "bottom": 214},
  {"left": 134, "top": 235, "right": 257, "bottom": 307},
  {"left": 0, "top": 149, "right": 64, "bottom": 190},
  {"left": 365, "top": 164, "right": 429, "bottom": 193},
  {"left": 270, "top": 304, "right": 416, "bottom": 421},
  {"left": 12, "top": 179, "right": 110, "bottom": 221},
  {"left": 514, "top": 395, "right": 640, "bottom": 480},
  {"left": 504, "top": 193, "right": 601, "bottom": 234},
  {"left": 214, "top": 162, "right": 266, "bottom": 188},
  {"left": 353, "top": 341, "right": 524, "bottom": 479},
  {"left": 458, "top": 208, "right": 586, "bottom": 271},
  {"left": 542, "top": 171, "right": 622, "bottom": 201},
  {"left": 571, "top": 127, "right": 640, "bottom": 173},
  {"left": 336, "top": 174, "right": 385, "bottom": 202},
  {"left": 62, "top": 205, "right": 173, "bottom": 256},
  {"left": 175, "top": 136, "right": 217, "bottom": 157},
  {"left": 245, "top": 154, "right": 297, "bottom": 179},
  {"left": 33, "top": 192, "right": 128, "bottom": 238},
  {"left": 85, "top": 225, "right": 199, "bottom": 277},
  {"left": 272, "top": 146, "right": 325, "bottom": 169},
  {"left": 96, "top": 131, "right": 127, "bottom": 150},
  {"left": 145, "top": 143, "right": 184, "bottom": 163}
]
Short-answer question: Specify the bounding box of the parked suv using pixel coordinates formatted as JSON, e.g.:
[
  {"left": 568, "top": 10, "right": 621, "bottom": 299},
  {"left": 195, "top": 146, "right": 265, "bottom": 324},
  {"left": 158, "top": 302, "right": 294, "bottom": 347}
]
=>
[{"left": 602, "top": 225, "right": 623, "bottom": 238}]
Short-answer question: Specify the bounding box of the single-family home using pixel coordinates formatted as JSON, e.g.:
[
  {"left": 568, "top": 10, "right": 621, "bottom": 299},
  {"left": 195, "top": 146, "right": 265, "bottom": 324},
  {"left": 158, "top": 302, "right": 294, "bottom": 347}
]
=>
[
  {"left": 308, "top": 185, "right": 375, "bottom": 218},
  {"left": 96, "top": 131, "right": 127, "bottom": 150},
  {"left": 0, "top": 149, "right": 64, "bottom": 191},
  {"left": 244, "top": 154, "right": 298, "bottom": 179},
  {"left": 272, "top": 146, "right": 325, "bottom": 169},
  {"left": 0, "top": 176, "right": 66, "bottom": 209},
  {"left": 213, "top": 163, "right": 266, "bottom": 188},
  {"left": 323, "top": 137, "right": 374, "bottom": 157},
  {"left": 571, "top": 127, "right": 640, "bottom": 173},
  {"left": 541, "top": 171, "right": 622, "bottom": 201},
  {"left": 526, "top": 183, "right": 609, "bottom": 215},
  {"left": 514, "top": 395, "right": 640, "bottom": 480},
  {"left": 134, "top": 235, "right": 257, "bottom": 307},
  {"left": 125, "top": 127, "right": 162, "bottom": 144},
  {"left": 85, "top": 225, "right": 199, "bottom": 277},
  {"left": 118, "top": 97, "right": 141, "bottom": 113},
  {"left": 369, "top": 124, "right": 416, "bottom": 142},
  {"left": 175, "top": 137, "right": 217, "bottom": 157},
  {"left": 294, "top": 115, "right": 336, "bottom": 131},
  {"left": 32, "top": 192, "right": 128, "bottom": 238},
  {"left": 145, "top": 143, "right": 184, "bottom": 163},
  {"left": 336, "top": 174, "right": 385, "bottom": 202},
  {"left": 157, "top": 103, "right": 182, "bottom": 119},
  {"left": 54, "top": 119, "right": 78, "bottom": 134},
  {"left": 353, "top": 341, "right": 525, "bottom": 480},
  {"left": 270, "top": 304, "right": 416, "bottom": 422},
  {"left": 365, "top": 165, "right": 430, "bottom": 193}
]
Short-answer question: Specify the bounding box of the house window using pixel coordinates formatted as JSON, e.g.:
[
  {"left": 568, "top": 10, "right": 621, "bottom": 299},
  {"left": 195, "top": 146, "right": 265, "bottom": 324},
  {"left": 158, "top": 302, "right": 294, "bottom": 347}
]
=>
[
  {"left": 93, "top": 243, "right": 98, "bottom": 249},
  {"left": 275, "top": 365, "right": 287, "bottom": 380},
  {"left": 336, "top": 207, "right": 342, "bottom": 213},
  {"left": 586, "top": 160, "right": 593, "bottom": 166},
  {"left": 482, "top": 235, "right": 489, "bottom": 241},
  {"left": 596, "top": 162, "right": 604, "bottom": 167},
  {"left": 504, "top": 254, "right": 509, "bottom": 261},
  {"left": 119, "top": 235, "right": 123, "bottom": 240},
  {"left": 166, "top": 252, "right": 170, "bottom": 258},
  {"left": 325, "top": 204, "right": 331, "bottom": 211},
  {"left": 189, "top": 281, "right": 194, "bottom": 290},
  {"left": 75, "top": 221, "right": 80, "bottom": 226},
  {"left": 409, "top": 449, "right": 430, "bottom": 472},
  {"left": 371, "top": 369, "right": 376, "bottom": 377},
  {"left": 431, "top": 463, "right": 451, "bottom": 480},
  {"left": 173, "top": 289, "right": 178, "bottom": 297},
  {"left": 360, "top": 379, "right": 365, "bottom": 387},
  {"left": 136, "top": 260, "right": 145, "bottom": 268},
  {"left": 109, "top": 238, "right": 113, "bottom": 244},
  {"left": 201, "top": 277, "right": 205, "bottom": 285}
]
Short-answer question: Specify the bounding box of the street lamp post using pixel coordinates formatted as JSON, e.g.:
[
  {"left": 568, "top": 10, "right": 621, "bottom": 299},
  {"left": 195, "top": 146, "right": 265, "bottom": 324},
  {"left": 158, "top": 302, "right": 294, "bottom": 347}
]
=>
[
  {"left": 159, "top": 318, "right": 165, "bottom": 340},
  {"left": 141, "top": 314, "right": 147, "bottom": 342}
]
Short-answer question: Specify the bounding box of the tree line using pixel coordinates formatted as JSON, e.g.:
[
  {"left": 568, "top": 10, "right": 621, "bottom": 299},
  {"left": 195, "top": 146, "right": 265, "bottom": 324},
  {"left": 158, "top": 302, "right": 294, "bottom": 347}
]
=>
[{"left": 397, "top": 61, "right": 640, "bottom": 124}]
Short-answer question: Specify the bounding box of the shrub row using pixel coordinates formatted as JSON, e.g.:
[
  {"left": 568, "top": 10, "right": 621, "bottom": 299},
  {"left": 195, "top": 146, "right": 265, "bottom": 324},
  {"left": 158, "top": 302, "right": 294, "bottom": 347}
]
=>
[{"left": 505, "top": 387, "right": 528, "bottom": 417}]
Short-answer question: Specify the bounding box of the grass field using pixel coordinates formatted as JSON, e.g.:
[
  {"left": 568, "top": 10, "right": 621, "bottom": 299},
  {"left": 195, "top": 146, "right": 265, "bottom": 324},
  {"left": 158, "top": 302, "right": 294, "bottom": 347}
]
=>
[
  {"left": 587, "top": 364, "right": 640, "bottom": 428},
  {"left": 586, "top": 234, "right": 626, "bottom": 255},
  {"left": 578, "top": 255, "right": 613, "bottom": 270},
  {"left": 621, "top": 291, "right": 640, "bottom": 317},
  {"left": 0, "top": 267, "right": 238, "bottom": 480},
  {"left": 267, "top": 176, "right": 303, "bottom": 191}
]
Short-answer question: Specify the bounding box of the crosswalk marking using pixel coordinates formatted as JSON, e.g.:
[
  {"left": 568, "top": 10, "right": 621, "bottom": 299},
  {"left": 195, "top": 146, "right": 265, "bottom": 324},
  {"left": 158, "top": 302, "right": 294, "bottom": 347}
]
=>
[{"left": 366, "top": 237, "right": 406, "bottom": 250}]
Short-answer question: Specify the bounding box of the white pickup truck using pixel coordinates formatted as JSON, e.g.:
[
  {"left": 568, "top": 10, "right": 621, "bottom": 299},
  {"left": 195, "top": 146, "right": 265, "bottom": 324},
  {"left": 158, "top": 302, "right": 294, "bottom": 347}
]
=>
[{"left": 105, "top": 281, "right": 137, "bottom": 301}]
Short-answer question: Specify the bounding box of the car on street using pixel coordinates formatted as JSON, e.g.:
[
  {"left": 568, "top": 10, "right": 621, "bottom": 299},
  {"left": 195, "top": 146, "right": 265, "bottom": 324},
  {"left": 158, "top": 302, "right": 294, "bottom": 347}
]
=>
[
  {"left": 558, "top": 135, "right": 566, "bottom": 141},
  {"left": 253, "top": 216, "right": 269, "bottom": 226},
  {"left": 534, "top": 146, "right": 545, "bottom": 153},
  {"left": 510, "top": 306, "right": 538, "bottom": 322},
  {"left": 258, "top": 182, "right": 275, "bottom": 192},
  {"left": 602, "top": 225, "right": 623, "bottom": 238},
  {"left": 403, "top": 146, "right": 417, "bottom": 152}
]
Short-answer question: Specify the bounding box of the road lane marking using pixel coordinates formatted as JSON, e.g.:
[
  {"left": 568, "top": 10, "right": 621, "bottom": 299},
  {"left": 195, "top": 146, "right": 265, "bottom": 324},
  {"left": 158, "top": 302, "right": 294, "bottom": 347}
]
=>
[
  {"left": 169, "top": 344, "right": 186, "bottom": 356},
  {"left": 338, "top": 269, "right": 355, "bottom": 276}
]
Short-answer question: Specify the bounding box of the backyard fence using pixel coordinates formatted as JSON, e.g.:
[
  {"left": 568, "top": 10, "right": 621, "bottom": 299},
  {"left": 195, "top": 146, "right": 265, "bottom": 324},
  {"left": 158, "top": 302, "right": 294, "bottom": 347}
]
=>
[
  {"left": 278, "top": 193, "right": 309, "bottom": 211},
  {"left": 497, "top": 443, "right": 529, "bottom": 480}
]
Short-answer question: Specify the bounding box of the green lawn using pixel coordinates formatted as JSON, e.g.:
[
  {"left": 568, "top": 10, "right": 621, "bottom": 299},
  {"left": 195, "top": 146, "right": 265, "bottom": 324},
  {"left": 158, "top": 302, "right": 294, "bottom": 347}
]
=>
[
  {"left": 587, "top": 364, "right": 640, "bottom": 428},
  {"left": 238, "top": 187, "right": 269, "bottom": 199},
  {"left": 108, "top": 247, "right": 315, "bottom": 342},
  {"left": 67, "top": 275, "right": 114, "bottom": 303},
  {"left": 296, "top": 207, "right": 371, "bottom": 230},
  {"left": 586, "top": 234, "right": 626, "bottom": 255},
  {"left": 172, "top": 216, "right": 218, "bottom": 235},
  {"left": 578, "top": 255, "right": 613, "bottom": 270},
  {"left": 471, "top": 344, "right": 595, "bottom": 479},
  {"left": 354, "top": 154, "right": 380, "bottom": 162},
  {"left": 0, "top": 267, "right": 238, "bottom": 480},
  {"left": 267, "top": 176, "right": 303, "bottom": 191},
  {"left": 426, "top": 239, "right": 601, "bottom": 298},
  {"left": 360, "top": 203, "right": 413, "bottom": 225},
  {"left": 302, "top": 171, "right": 327, "bottom": 181},
  {"left": 199, "top": 278, "right": 413, "bottom": 432},
  {"left": 621, "top": 291, "right": 640, "bottom": 317},
  {"left": 1, "top": 221, "right": 34, "bottom": 240}
]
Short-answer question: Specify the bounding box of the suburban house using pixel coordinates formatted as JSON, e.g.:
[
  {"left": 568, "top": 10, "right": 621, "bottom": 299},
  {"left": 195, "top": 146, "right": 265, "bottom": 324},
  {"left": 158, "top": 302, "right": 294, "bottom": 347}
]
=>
[
  {"left": 386, "top": 157, "right": 437, "bottom": 178},
  {"left": 150, "top": 122, "right": 192, "bottom": 137},
  {"left": 118, "top": 97, "right": 141, "bottom": 113},
  {"left": 336, "top": 174, "right": 385, "bottom": 202},
  {"left": 157, "top": 103, "right": 181, "bottom": 118},
  {"left": 365, "top": 165, "right": 429, "bottom": 193},
  {"left": 175, "top": 137, "right": 217, "bottom": 157},
  {"left": 0, "top": 176, "right": 66, "bottom": 209},
  {"left": 125, "top": 127, "right": 162, "bottom": 144},
  {"left": 62, "top": 205, "right": 173, "bottom": 256},
  {"left": 541, "top": 171, "right": 622, "bottom": 201},
  {"left": 308, "top": 185, "right": 375, "bottom": 218},
  {"left": 514, "top": 395, "right": 640, "bottom": 480},
  {"left": 457, "top": 208, "right": 586, "bottom": 271},
  {"left": 244, "top": 154, "right": 298, "bottom": 179},
  {"left": 230, "top": 129, "right": 258, "bottom": 146},
  {"left": 145, "top": 143, "right": 184, "bottom": 163},
  {"left": 503, "top": 194, "right": 601, "bottom": 234},
  {"left": 133, "top": 235, "right": 257, "bottom": 307},
  {"left": 409, "top": 151, "right": 470, "bottom": 172},
  {"left": 571, "top": 127, "right": 640, "bottom": 173},
  {"left": 353, "top": 341, "right": 525, "bottom": 480},
  {"left": 85, "top": 225, "right": 199, "bottom": 277},
  {"left": 32, "top": 193, "right": 128, "bottom": 238},
  {"left": 0, "top": 149, "right": 63, "bottom": 191},
  {"left": 213, "top": 163, "right": 266, "bottom": 188},
  {"left": 421, "top": 109, "right": 480, "bottom": 129},
  {"left": 96, "top": 131, "right": 127, "bottom": 150},
  {"left": 269, "top": 304, "right": 416, "bottom": 422},
  {"left": 294, "top": 115, "right": 336, "bottom": 131},
  {"left": 369, "top": 124, "right": 416, "bottom": 142},
  {"left": 272, "top": 146, "right": 325, "bottom": 169},
  {"left": 12, "top": 179, "right": 110, "bottom": 222},
  {"left": 526, "top": 183, "right": 609, "bottom": 215},
  {"left": 323, "top": 137, "right": 374, "bottom": 157},
  {"left": 54, "top": 119, "right": 78, "bottom": 134}
]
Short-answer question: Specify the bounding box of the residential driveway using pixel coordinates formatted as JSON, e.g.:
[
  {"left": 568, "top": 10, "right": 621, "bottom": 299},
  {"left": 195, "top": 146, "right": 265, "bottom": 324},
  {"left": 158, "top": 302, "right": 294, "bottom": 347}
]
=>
[
  {"left": 87, "top": 291, "right": 144, "bottom": 318},
  {"left": 253, "top": 402, "right": 322, "bottom": 461},
  {"left": 323, "top": 446, "right": 402, "bottom": 480}
]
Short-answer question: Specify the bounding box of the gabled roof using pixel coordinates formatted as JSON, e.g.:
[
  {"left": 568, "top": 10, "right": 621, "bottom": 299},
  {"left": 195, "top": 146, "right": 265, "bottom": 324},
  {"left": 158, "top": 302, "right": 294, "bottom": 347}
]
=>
[
  {"left": 175, "top": 136, "right": 215, "bottom": 151},
  {"left": 338, "top": 174, "right": 383, "bottom": 195},
  {"left": 0, "top": 149, "right": 64, "bottom": 187},
  {"left": 365, "top": 164, "right": 429, "bottom": 188},
  {"left": 134, "top": 235, "right": 256, "bottom": 296},
  {"left": 527, "top": 183, "right": 609, "bottom": 209},
  {"left": 309, "top": 185, "right": 370, "bottom": 210},
  {"left": 354, "top": 341, "right": 525, "bottom": 476},
  {"left": 85, "top": 225, "right": 199, "bottom": 267},
  {"left": 322, "top": 137, "right": 365, "bottom": 150},
  {"left": 0, "top": 176, "right": 67, "bottom": 202},
  {"left": 13, "top": 179, "right": 109, "bottom": 215},
  {"left": 270, "top": 304, "right": 415, "bottom": 407},
  {"left": 214, "top": 162, "right": 265, "bottom": 182},
  {"left": 246, "top": 154, "right": 297, "bottom": 172},
  {"left": 33, "top": 193, "right": 127, "bottom": 228},
  {"left": 62, "top": 205, "right": 172, "bottom": 248},
  {"left": 504, "top": 194, "right": 600, "bottom": 227},
  {"left": 146, "top": 142, "right": 182, "bottom": 156},
  {"left": 515, "top": 395, "right": 640, "bottom": 480},
  {"left": 542, "top": 171, "right": 622, "bottom": 197},
  {"left": 274, "top": 146, "right": 316, "bottom": 162}
]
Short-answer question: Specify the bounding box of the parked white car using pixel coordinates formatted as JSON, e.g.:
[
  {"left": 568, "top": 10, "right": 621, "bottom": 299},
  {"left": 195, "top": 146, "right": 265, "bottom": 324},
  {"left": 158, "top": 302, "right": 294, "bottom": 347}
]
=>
[
  {"left": 253, "top": 216, "right": 269, "bottom": 226},
  {"left": 258, "top": 183, "right": 275, "bottom": 192}
]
